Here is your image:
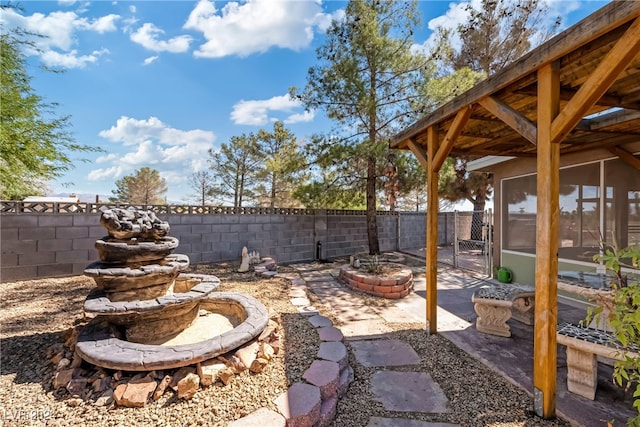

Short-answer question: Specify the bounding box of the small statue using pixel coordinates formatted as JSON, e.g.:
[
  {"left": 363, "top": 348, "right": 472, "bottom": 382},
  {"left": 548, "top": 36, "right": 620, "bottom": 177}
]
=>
[{"left": 238, "top": 246, "right": 250, "bottom": 272}]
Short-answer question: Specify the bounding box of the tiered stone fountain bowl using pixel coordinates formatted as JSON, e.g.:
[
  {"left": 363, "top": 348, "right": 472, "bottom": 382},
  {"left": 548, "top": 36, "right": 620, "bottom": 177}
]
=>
[{"left": 76, "top": 207, "right": 268, "bottom": 371}]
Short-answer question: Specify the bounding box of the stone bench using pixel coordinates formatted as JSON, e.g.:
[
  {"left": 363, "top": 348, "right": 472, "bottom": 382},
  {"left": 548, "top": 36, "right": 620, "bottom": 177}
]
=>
[
  {"left": 557, "top": 322, "right": 639, "bottom": 400},
  {"left": 471, "top": 284, "right": 535, "bottom": 337}
]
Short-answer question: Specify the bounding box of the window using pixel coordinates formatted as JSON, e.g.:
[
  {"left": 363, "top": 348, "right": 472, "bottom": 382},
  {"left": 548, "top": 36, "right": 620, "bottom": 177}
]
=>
[{"left": 502, "top": 155, "right": 639, "bottom": 262}]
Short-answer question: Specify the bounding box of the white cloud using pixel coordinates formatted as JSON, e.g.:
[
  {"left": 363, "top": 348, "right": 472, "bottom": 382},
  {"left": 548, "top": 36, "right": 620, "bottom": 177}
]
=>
[
  {"left": 0, "top": 8, "right": 119, "bottom": 68},
  {"left": 96, "top": 153, "right": 119, "bottom": 164},
  {"left": 88, "top": 165, "right": 125, "bottom": 181},
  {"left": 89, "top": 116, "right": 216, "bottom": 182},
  {"left": 284, "top": 110, "right": 315, "bottom": 125},
  {"left": 39, "top": 48, "right": 109, "bottom": 69},
  {"left": 230, "top": 94, "right": 310, "bottom": 126},
  {"left": 183, "top": 0, "right": 339, "bottom": 58},
  {"left": 90, "top": 14, "right": 119, "bottom": 33},
  {"left": 130, "top": 23, "right": 192, "bottom": 53},
  {"left": 143, "top": 55, "right": 159, "bottom": 65}
]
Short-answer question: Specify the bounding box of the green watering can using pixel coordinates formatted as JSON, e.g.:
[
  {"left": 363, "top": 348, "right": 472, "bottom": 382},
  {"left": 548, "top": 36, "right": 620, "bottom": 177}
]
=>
[{"left": 496, "top": 267, "right": 513, "bottom": 283}]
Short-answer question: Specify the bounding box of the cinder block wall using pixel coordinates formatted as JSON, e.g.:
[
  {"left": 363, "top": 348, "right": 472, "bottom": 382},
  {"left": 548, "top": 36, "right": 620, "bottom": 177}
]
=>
[
  {"left": 163, "top": 213, "right": 316, "bottom": 266},
  {"left": 1, "top": 213, "right": 104, "bottom": 281},
  {"left": 2, "top": 209, "right": 438, "bottom": 281}
]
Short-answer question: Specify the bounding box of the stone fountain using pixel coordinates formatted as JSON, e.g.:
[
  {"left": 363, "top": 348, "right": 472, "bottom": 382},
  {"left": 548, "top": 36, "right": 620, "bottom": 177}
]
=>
[{"left": 76, "top": 207, "right": 268, "bottom": 371}]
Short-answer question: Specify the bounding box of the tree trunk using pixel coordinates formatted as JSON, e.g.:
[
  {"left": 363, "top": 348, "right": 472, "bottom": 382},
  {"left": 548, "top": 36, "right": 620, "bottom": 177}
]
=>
[{"left": 367, "top": 156, "right": 380, "bottom": 255}]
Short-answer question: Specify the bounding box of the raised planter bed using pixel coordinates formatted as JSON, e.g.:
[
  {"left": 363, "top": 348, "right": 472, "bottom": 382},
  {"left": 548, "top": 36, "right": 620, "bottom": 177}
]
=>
[{"left": 337, "top": 263, "right": 413, "bottom": 299}]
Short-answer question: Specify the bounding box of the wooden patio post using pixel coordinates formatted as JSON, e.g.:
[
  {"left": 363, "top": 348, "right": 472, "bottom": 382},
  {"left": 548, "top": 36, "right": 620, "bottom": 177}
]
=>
[
  {"left": 426, "top": 126, "right": 440, "bottom": 334},
  {"left": 534, "top": 61, "right": 560, "bottom": 418}
]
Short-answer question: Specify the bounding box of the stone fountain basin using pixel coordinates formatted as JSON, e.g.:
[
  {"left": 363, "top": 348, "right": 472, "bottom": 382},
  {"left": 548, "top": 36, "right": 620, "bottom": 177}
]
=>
[
  {"left": 95, "top": 236, "right": 179, "bottom": 264},
  {"left": 84, "top": 254, "right": 190, "bottom": 302},
  {"left": 84, "top": 273, "right": 219, "bottom": 338},
  {"left": 76, "top": 292, "right": 269, "bottom": 371}
]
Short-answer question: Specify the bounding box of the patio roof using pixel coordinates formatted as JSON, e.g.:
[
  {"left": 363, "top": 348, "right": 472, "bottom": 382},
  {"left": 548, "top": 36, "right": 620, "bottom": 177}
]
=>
[
  {"left": 390, "top": 1, "right": 640, "bottom": 421},
  {"left": 391, "top": 1, "right": 640, "bottom": 167}
]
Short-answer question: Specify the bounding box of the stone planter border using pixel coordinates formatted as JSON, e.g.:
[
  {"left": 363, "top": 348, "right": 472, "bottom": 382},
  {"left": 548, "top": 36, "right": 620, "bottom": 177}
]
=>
[{"left": 337, "top": 263, "right": 413, "bottom": 299}]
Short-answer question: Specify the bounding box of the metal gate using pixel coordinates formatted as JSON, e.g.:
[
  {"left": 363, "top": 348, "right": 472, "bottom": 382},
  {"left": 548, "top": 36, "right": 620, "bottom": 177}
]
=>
[{"left": 453, "top": 209, "right": 493, "bottom": 276}]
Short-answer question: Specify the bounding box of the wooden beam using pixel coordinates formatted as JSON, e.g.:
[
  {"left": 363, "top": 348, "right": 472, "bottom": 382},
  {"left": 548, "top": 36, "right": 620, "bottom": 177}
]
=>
[
  {"left": 407, "top": 138, "right": 428, "bottom": 171},
  {"left": 608, "top": 145, "right": 640, "bottom": 170},
  {"left": 552, "top": 17, "right": 640, "bottom": 144},
  {"left": 390, "top": 1, "right": 640, "bottom": 148},
  {"left": 534, "top": 62, "right": 560, "bottom": 419},
  {"left": 588, "top": 108, "right": 640, "bottom": 130},
  {"left": 515, "top": 86, "right": 629, "bottom": 110},
  {"left": 425, "top": 126, "right": 440, "bottom": 335},
  {"left": 433, "top": 106, "right": 471, "bottom": 172},
  {"left": 478, "top": 96, "right": 537, "bottom": 145}
]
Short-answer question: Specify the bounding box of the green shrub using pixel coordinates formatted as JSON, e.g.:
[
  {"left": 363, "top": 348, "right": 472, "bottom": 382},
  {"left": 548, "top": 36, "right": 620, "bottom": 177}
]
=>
[{"left": 592, "top": 244, "right": 640, "bottom": 425}]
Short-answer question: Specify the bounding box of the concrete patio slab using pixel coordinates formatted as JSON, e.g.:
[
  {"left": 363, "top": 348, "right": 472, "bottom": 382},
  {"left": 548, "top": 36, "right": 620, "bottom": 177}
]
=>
[
  {"left": 339, "top": 320, "right": 394, "bottom": 340},
  {"left": 370, "top": 371, "right": 450, "bottom": 413},
  {"left": 350, "top": 339, "right": 420, "bottom": 366}
]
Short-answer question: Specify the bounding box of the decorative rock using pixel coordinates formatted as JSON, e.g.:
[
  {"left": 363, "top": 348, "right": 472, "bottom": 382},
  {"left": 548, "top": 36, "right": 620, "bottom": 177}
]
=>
[
  {"left": 70, "top": 351, "right": 83, "bottom": 368},
  {"left": 170, "top": 367, "right": 196, "bottom": 391},
  {"left": 318, "top": 396, "right": 338, "bottom": 427},
  {"left": 63, "top": 327, "right": 78, "bottom": 351},
  {"left": 317, "top": 326, "right": 344, "bottom": 342},
  {"left": 92, "top": 377, "right": 111, "bottom": 393},
  {"left": 249, "top": 357, "right": 269, "bottom": 373},
  {"left": 308, "top": 315, "right": 333, "bottom": 328},
  {"left": 258, "top": 343, "right": 275, "bottom": 361},
  {"left": 298, "top": 305, "right": 319, "bottom": 316},
  {"left": 259, "top": 270, "right": 278, "bottom": 278},
  {"left": 220, "top": 355, "right": 246, "bottom": 374},
  {"left": 218, "top": 367, "right": 234, "bottom": 385},
  {"left": 57, "top": 357, "right": 71, "bottom": 370},
  {"left": 290, "top": 297, "right": 311, "bottom": 307},
  {"left": 99, "top": 207, "right": 169, "bottom": 240},
  {"left": 338, "top": 367, "right": 354, "bottom": 398},
  {"left": 302, "top": 360, "right": 339, "bottom": 400},
  {"left": 118, "top": 373, "right": 157, "bottom": 408},
  {"left": 53, "top": 368, "right": 75, "bottom": 390},
  {"left": 50, "top": 352, "right": 64, "bottom": 366},
  {"left": 197, "top": 360, "right": 226, "bottom": 387},
  {"left": 94, "top": 389, "right": 114, "bottom": 407},
  {"left": 317, "top": 342, "right": 348, "bottom": 371},
  {"left": 236, "top": 342, "right": 260, "bottom": 370},
  {"left": 258, "top": 320, "right": 279, "bottom": 341},
  {"left": 46, "top": 342, "right": 65, "bottom": 359},
  {"left": 228, "top": 408, "right": 286, "bottom": 427},
  {"left": 177, "top": 372, "right": 200, "bottom": 400},
  {"left": 153, "top": 375, "right": 172, "bottom": 400},
  {"left": 274, "top": 382, "right": 321, "bottom": 427},
  {"left": 66, "top": 398, "right": 84, "bottom": 407},
  {"left": 66, "top": 378, "right": 88, "bottom": 396},
  {"left": 269, "top": 339, "right": 282, "bottom": 355},
  {"left": 113, "top": 383, "right": 127, "bottom": 406}
]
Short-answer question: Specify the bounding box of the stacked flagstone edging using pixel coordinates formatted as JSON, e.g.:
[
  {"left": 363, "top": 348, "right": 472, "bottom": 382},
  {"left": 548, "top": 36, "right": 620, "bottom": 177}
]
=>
[{"left": 229, "top": 272, "right": 353, "bottom": 427}]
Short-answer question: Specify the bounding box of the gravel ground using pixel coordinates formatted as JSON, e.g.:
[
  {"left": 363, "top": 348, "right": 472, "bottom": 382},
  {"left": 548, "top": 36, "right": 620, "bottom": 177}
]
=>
[
  {"left": 0, "top": 263, "right": 317, "bottom": 427},
  {"left": 0, "top": 260, "right": 571, "bottom": 427}
]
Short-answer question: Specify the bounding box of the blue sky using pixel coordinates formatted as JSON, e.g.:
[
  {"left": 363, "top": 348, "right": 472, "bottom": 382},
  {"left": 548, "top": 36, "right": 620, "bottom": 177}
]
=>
[{"left": 3, "top": 0, "right": 608, "bottom": 203}]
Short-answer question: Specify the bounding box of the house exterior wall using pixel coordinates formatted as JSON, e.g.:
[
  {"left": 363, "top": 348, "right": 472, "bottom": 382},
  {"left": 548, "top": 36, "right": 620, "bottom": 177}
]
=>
[{"left": 487, "top": 142, "right": 640, "bottom": 286}]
